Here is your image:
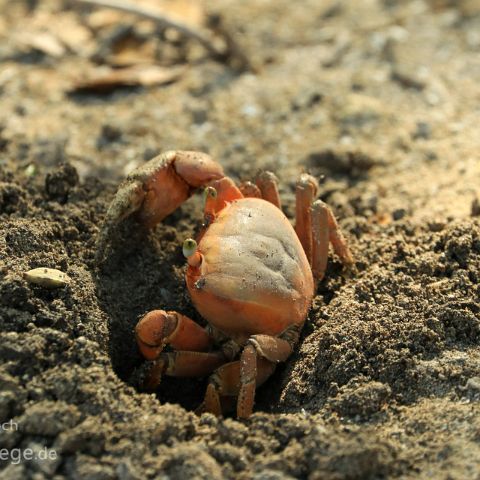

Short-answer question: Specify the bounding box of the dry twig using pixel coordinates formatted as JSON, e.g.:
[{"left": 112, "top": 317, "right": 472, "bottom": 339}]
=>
[{"left": 73, "top": 0, "right": 226, "bottom": 60}]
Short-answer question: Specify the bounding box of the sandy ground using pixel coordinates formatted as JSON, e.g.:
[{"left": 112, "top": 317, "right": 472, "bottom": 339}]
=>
[{"left": 1, "top": 0, "right": 480, "bottom": 478}]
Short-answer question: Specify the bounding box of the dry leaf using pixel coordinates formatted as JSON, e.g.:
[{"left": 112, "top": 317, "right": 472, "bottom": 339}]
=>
[
  {"left": 50, "top": 13, "right": 94, "bottom": 55},
  {"left": 106, "top": 34, "right": 158, "bottom": 67},
  {"left": 18, "top": 31, "right": 66, "bottom": 57},
  {"left": 87, "top": 9, "right": 125, "bottom": 30},
  {"left": 71, "top": 64, "right": 185, "bottom": 92},
  {"left": 7, "top": 11, "right": 91, "bottom": 58},
  {"left": 133, "top": 64, "right": 184, "bottom": 85}
]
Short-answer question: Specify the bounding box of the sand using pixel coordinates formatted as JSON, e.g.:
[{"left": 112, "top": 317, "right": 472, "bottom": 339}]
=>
[{"left": 0, "top": 1, "right": 479, "bottom": 478}]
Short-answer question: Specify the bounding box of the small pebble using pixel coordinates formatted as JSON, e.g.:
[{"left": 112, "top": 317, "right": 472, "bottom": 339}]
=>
[
  {"left": 392, "top": 208, "right": 406, "bottom": 221},
  {"left": 466, "top": 377, "right": 480, "bottom": 392},
  {"left": 428, "top": 220, "right": 446, "bottom": 232},
  {"left": 24, "top": 164, "right": 36, "bottom": 177},
  {"left": 97, "top": 123, "right": 123, "bottom": 150},
  {"left": 24, "top": 268, "right": 71, "bottom": 288},
  {"left": 391, "top": 67, "right": 427, "bottom": 90},
  {"left": 412, "top": 121, "right": 431, "bottom": 140}
]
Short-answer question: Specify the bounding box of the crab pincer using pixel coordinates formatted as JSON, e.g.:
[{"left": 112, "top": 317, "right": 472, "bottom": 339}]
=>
[{"left": 96, "top": 151, "right": 224, "bottom": 262}]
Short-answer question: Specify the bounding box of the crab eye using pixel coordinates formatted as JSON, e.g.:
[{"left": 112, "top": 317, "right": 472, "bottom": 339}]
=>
[
  {"left": 203, "top": 186, "right": 217, "bottom": 200},
  {"left": 182, "top": 238, "right": 197, "bottom": 258}
]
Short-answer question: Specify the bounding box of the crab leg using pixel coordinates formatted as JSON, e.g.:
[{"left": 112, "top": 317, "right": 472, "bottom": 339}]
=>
[
  {"left": 96, "top": 151, "right": 224, "bottom": 262},
  {"left": 201, "top": 356, "right": 276, "bottom": 417},
  {"left": 237, "top": 334, "right": 294, "bottom": 418},
  {"left": 310, "top": 199, "right": 354, "bottom": 283},
  {"left": 256, "top": 171, "right": 282, "bottom": 208},
  {"left": 237, "top": 344, "right": 258, "bottom": 418},
  {"left": 144, "top": 351, "right": 226, "bottom": 390},
  {"left": 239, "top": 181, "right": 262, "bottom": 199},
  {"left": 324, "top": 202, "right": 354, "bottom": 266},
  {"left": 295, "top": 174, "right": 319, "bottom": 264},
  {"left": 311, "top": 200, "right": 330, "bottom": 282},
  {"left": 295, "top": 175, "right": 353, "bottom": 282}
]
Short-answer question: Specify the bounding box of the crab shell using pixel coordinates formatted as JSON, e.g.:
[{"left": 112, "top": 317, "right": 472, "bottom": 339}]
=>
[{"left": 185, "top": 197, "right": 314, "bottom": 344}]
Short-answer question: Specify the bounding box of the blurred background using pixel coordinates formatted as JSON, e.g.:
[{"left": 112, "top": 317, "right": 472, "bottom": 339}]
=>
[{"left": 0, "top": 0, "right": 479, "bottom": 223}]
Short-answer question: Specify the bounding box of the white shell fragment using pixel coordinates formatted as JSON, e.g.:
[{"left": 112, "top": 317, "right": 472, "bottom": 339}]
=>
[{"left": 24, "top": 268, "right": 71, "bottom": 288}]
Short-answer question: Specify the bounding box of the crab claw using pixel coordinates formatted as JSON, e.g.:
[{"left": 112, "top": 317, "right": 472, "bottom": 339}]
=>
[
  {"left": 135, "top": 310, "right": 178, "bottom": 360},
  {"left": 135, "top": 309, "right": 213, "bottom": 360},
  {"left": 96, "top": 151, "right": 224, "bottom": 262}
]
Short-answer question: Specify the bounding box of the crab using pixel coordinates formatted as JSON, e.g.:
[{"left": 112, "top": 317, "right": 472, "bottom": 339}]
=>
[{"left": 97, "top": 151, "right": 353, "bottom": 418}]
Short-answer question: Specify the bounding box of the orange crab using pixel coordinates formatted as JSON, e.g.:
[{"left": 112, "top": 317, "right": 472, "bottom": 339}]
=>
[{"left": 97, "top": 151, "right": 353, "bottom": 418}]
